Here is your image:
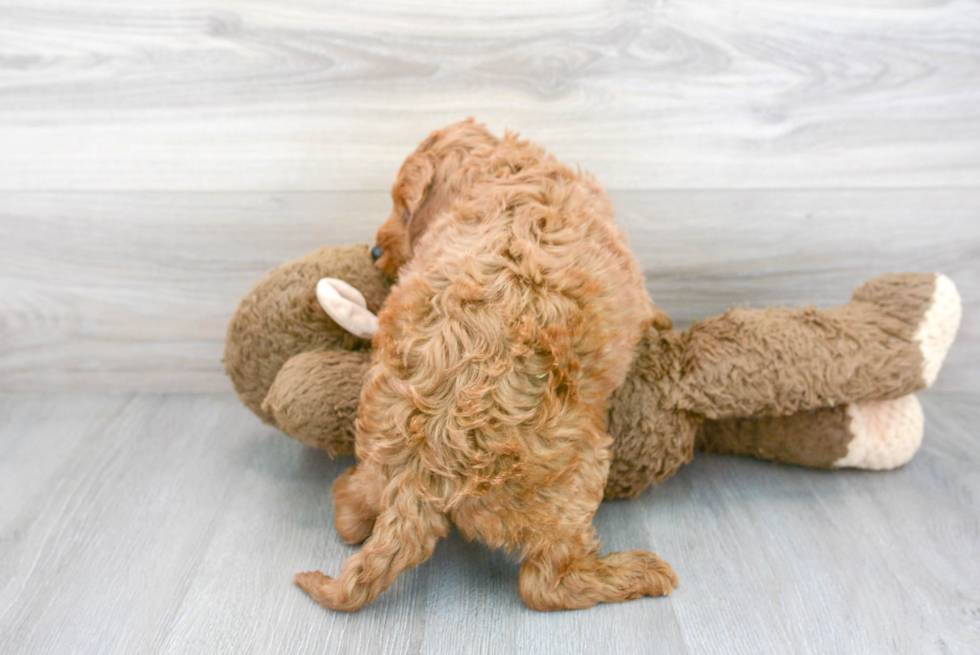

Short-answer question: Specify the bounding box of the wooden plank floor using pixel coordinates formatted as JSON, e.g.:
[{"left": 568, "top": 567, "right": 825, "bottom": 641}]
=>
[{"left": 0, "top": 391, "right": 977, "bottom": 654}]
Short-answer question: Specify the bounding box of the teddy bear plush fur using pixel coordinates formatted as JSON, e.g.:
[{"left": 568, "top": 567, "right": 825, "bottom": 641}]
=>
[{"left": 225, "top": 244, "right": 961, "bottom": 500}]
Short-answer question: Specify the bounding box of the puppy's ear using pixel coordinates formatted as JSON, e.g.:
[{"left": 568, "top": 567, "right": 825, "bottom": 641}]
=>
[
  {"left": 651, "top": 306, "right": 673, "bottom": 331},
  {"left": 399, "top": 152, "right": 436, "bottom": 213}
]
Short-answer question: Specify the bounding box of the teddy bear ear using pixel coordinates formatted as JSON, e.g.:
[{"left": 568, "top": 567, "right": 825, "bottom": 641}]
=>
[{"left": 316, "top": 278, "right": 379, "bottom": 339}]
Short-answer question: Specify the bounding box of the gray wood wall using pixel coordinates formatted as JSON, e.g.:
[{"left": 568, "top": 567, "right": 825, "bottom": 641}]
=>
[{"left": 1, "top": 0, "right": 977, "bottom": 392}]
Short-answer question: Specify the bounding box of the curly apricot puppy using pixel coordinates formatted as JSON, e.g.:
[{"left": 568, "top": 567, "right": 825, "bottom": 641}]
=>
[{"left": 295, "top": 119, "right": 678, "bottom": 611}]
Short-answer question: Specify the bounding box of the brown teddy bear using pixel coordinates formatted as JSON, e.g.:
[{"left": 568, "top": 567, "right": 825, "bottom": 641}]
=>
[{"left": 225, "top": 244, "right": 961, "bottom": 499}]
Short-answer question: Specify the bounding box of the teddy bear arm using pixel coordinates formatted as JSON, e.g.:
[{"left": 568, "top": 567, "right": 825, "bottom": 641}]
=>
[
  {"left": 224, "top": 244, "right": 390, "bottom": 423},
  {"left": 699, "top": 407, "right": 852, "bottom": 467},
  {"left": 261, "top": 348, "right": 371, "bottom": 456},
  {"left": 667, "top": 273, "right": 960, "bottom": 420}
]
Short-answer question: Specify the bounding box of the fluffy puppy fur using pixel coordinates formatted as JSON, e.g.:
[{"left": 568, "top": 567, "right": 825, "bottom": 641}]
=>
[{"left": 295, "top": 119, "right": 677, "bottom": 611}]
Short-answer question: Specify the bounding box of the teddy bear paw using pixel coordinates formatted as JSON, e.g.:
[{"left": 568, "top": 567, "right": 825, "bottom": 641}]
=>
[
  {"left": 834, "top": 395, "right": 924, "bottom": 470},
  {"left": 915, "top": 274, "right": 961, "bottom": 387}
]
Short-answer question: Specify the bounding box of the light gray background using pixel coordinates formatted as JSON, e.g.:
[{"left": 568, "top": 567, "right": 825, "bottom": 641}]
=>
[{"left": 0, "top": 1, "right": 977, "bottom": 653}]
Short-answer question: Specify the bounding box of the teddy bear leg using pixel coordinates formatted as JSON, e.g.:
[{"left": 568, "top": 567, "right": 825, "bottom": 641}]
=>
[
  {"left": 603, "top": 332, "right": 701, "bottom": 499},
  {"left": 261, "top": 349, "right": 371, "bottom": 456},
  {"left": 698, "top": 394, "right": 924, "bottom": 470},
  {"left": 673, "top": 273, "right": 960, "bottom": 419},
  {"left": 850, "top": 273, "right": 961, "bottom": 388}
]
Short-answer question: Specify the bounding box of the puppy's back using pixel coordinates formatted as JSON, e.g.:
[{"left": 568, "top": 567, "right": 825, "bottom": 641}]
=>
[{"left": 369, "top": 146, "right": 653, "bottom": 502}]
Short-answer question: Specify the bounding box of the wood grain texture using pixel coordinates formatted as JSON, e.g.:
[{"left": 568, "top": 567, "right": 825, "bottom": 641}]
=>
[
  {"left": 0, "top": 0, "right": 978, "bottom": 191},
  {"left": 1, "top": 189, "right": 976, "bottom": 392},
  {"left": 0, "top": 391, "right": 977, "bottom": 654},
  {"left": 2, "top": 0, "right": 978, "bottom": 391}
]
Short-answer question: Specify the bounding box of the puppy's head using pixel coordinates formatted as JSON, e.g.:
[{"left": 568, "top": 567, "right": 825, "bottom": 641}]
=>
[{"left": 372, "top": 119, "right": 498, "bottom": 278}]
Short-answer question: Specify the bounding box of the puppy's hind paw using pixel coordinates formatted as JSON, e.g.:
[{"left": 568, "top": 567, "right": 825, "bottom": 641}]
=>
[
  {"left": 643, "top": 554, "right": 679, "bottom": 597},
  {"left": 608, "top": 550, "right": 679, "bottom": 598},
  {"left": 296, "top": 570, "right": 373, "bottom": 612},
  {"left": 295, "top": 571, "right": 337, "bottom": 607}
]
